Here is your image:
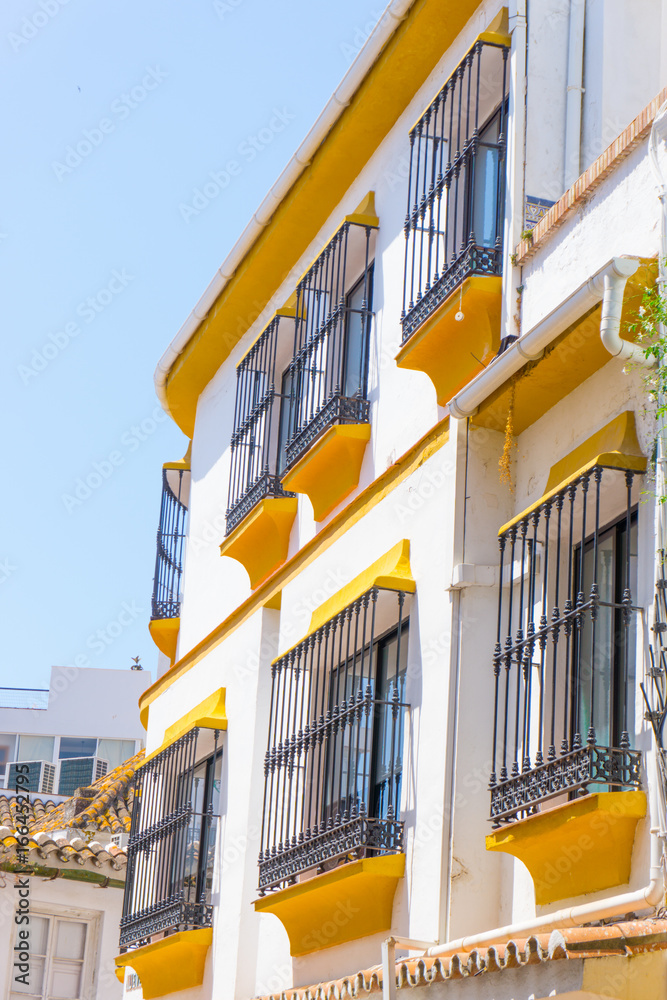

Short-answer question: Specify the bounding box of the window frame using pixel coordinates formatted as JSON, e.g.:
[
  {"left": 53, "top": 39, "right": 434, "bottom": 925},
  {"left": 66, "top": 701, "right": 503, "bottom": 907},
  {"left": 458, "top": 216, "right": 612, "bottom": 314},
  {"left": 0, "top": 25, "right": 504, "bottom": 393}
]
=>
[
  {"left": 119, "top": 727, "right": 223, "bottom": 949},
  {"left": 8, "top": 904, "right": 100, "bottom": 1000}
]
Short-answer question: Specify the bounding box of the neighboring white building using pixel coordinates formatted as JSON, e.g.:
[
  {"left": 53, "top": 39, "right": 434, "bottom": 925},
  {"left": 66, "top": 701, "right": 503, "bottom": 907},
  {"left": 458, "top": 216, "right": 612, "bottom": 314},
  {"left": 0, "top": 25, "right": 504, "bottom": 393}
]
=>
[
  {"left": 0, "top": 750, "right": 143, "bottom": 1000},
  {"left": 116, "top": 3, "right": 667, "bottom": 1000},
  {"left": 0, "top": 666, "right": 149, "bottom": 797}
]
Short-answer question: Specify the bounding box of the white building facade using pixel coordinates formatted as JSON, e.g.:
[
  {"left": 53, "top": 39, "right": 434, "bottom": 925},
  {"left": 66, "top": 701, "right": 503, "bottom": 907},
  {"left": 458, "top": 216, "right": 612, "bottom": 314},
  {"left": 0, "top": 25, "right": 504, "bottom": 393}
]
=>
[
  {"left": 119, "top": 3, "right": 667, "bottom": 999},
  {"left": 0, "top": 666, "right": 149, "bottom": 796}
]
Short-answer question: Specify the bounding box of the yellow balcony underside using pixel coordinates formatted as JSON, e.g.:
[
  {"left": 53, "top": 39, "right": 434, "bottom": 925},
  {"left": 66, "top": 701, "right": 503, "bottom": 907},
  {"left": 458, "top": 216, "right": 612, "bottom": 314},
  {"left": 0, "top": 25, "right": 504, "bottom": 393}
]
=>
[
  {"left": 254, "top": 854, "right": 405, "bottom": 957},
  {"left": 473, "top": 260, "right": 656, "bottom": 435},
  {"left": 486, "top": 791, "right": 647, "bottom": 905},
  {"left": 141, "top": 687, "right": 227, "bottom": 766},
  {"left": 148, "top": 617, "right": 179, "bottom": 661},
  {"left": 281, "top": 423, "right": 371, "bottom": 521},
  {"left": 396, "top": 275, "right": 502, "bottom": 405},
  {"left": 115, "top": 928, "right": 212, "bottom": 998},
  {"left": 220, "top": 496, "right": 298, "bottom": 589}
]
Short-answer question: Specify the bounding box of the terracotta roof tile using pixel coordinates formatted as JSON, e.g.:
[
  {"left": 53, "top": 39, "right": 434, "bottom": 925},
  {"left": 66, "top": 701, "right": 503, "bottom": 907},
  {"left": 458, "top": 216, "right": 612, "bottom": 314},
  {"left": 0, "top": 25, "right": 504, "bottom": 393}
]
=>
[
  {"left": 0, "top": 750, "right": 143, "bottom": 878},
  {"left": 259, "top": 921, "right": 667, "bottom": 1000}
]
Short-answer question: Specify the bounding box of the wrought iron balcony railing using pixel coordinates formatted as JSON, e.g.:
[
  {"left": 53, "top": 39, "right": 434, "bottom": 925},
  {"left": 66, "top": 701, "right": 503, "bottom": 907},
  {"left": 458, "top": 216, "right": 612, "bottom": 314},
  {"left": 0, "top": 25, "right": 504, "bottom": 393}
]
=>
[
  {"left": 489, "top": 465, "right": 643, "bottom": 825},
  {"left": 226, "top": 314, "right": 296, "bottom": 535},
  {"left": 282, "top": 221, "right": 376, "bottom": 471},
  {"left": 401, "top": 40, "right": 509, "bottom": 343},
  {"left": 258, "top": 587, "right": 409, "bottom": 893},
  {"left": 119, "top": 728, "right": 222, "bottom": 948},
  {"left": 151, "top": 466, "right": 188, "bottom": 620}
]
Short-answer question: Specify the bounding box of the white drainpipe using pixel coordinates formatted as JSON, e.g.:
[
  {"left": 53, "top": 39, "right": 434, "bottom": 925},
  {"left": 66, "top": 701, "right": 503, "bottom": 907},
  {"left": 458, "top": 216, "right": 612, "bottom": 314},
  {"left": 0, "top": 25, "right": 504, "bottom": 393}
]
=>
[
  {"left": 563, "top": 0, "right": 585, "bottom": 190},
  {"left": 448, "top": 255, "right": 654, "bottom": 420},
  {"left": 381, "top": 827, "right": 664, "bottom": 1000}
]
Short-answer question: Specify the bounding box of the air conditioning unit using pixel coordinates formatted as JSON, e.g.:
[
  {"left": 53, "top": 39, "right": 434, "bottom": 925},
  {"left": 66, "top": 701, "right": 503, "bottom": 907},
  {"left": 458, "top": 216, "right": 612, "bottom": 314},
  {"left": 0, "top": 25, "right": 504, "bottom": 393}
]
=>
[
  {"left": 110, "top": 832, "right": 129, "bottom": 849},
  {"left": 7, "top": 761, "right": 57, "bottom": 795},
  {"left": 58, "top": 757, "right": 108, "bottom": 797}
]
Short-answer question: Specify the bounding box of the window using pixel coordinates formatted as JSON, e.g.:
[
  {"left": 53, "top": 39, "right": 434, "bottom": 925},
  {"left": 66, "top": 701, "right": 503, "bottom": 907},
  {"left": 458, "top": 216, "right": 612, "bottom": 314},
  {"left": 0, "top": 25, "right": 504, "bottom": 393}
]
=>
[
  {"left": 96, "top": 738, "right": 136, "bottom": 770},
  {"left": 225, "top": 219, "right": 376, "bottom": 534},
  {"left": 226, "top": 314, "right": 297, "bottom": 534},
  {"left": 401, "top": 40, "right": 509, "bottom": 343},
  {"left": 151, "top": 466, "right": 188, "bottom": 620},
  {"left": 119, "top": 727, "right": 223, "bottom": 949},
  {"left": 0, "top": 734, "right": 17, "bottom": 785},
  {"left": 58, "top": 738, "right": 97, "bottom": 760},
  {"left": 488, "top": 466, "right": 643, "bottom": 824},
  {"left": 10, "top": 913, "right": 92, "bottom": 1000},
  {"left": 574, "top": 513, "right": 638, "bottom": 752},
  {"left": 17, "top": 736, "right": 55, "bottom": 763},
  {"left": 258, "top": 587, "right": 409, "bottom": 893},
  {"left": 282, "top": 224, "right": 375, "bottom": 471}
]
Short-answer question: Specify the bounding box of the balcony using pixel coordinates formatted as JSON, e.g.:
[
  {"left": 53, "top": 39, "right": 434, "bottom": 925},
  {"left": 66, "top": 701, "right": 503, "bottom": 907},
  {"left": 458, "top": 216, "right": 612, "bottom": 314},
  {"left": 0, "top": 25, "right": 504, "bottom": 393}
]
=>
[
  {"left": 119, "top": 726, "right": 222, "bottom": 949},
  {"left": 257, "top": 584, "right": 409, "bottom": 892},
  {"left": 486, "top": 417, "right": 648, "bottom": 901},
  {"left": 398, "top": 39, "right": 509, "bottom": 402},
  {"left": 280, "top": 202, "right": 377, "bottom": 519},
  {"left": 149, "top": 459, "right": 189, "bottom": 660}
]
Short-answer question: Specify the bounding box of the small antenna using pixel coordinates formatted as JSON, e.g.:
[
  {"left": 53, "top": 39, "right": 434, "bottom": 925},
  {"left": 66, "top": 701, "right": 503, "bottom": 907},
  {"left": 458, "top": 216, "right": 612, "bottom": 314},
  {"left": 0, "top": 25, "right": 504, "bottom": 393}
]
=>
[{"left": 131, "top": 656, "right": 143, "bottom": 671}]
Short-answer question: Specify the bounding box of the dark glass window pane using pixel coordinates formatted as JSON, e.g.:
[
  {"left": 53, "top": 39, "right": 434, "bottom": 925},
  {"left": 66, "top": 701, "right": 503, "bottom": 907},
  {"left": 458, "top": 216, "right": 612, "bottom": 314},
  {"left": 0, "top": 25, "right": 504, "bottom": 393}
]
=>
[
  {"left": 59, "top": 737, "right": 97, "bottom": 760},
  {"left": 343, "top": 267, "right": 373, "bottom": 399}
]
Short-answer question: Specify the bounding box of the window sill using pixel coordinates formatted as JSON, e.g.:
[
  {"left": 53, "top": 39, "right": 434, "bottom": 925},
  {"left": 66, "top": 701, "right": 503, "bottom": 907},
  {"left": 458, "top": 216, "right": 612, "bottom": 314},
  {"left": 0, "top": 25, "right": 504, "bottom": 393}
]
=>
[
  {"left": 396, "top": 274, "right": 502, "bottom": 405},
  {"left": 220, "top": 496, "right": 298, "bottom": 589},
  {"left": 281, "top": 423, "right": 371, "bottom": 521},
  {"left": 115, "top": 928, "right": 212, "bottom": 999},
  {"left": 486, "top": 790, "right": 646, "bottom": 905},
  {"left": 148, "top": 617, "right": 180, "bottom": 661},
  {"left": 254, "top": 854, "right": 405, "bottom": 956}
]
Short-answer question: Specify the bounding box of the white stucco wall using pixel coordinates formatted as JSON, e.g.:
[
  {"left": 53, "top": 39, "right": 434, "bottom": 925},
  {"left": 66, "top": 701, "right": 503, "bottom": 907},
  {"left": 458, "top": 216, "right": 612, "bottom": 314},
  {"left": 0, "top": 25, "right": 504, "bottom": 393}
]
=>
[
  {"left": 133, "top": 3, "right": 667, "bottom": 999},
  {"left": 0, "top": 876, "right": 123, "bottom": 1000}
]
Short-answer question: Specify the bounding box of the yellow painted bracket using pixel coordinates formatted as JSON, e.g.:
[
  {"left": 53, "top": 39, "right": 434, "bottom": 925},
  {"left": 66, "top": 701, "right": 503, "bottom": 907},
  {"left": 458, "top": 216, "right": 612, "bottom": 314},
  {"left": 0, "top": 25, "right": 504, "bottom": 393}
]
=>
[
  {"left": 499, "top": 410, "right": 647, "bottom": 534},
  {"left": 148, "top": 618, "right": 180, "bottom": 662},
  {"left": 115, "top": 929, "right": 212, "bottom": 998},
  {"left": 396, "top": 276, "right": 502, "bottom": 405},
  {"left": 281, "top": 423, "right": 371, "bottom": 521},
  {"left": 486, "top": 791, "right": 647, "bottom": 905},
  {"left": 141, "top": 688, "right": 227, "bottom": 767},
  {"left": 254, "top": 854, "right": 405, "bottom": 956},
  {"left": 220, "top": 497, "right": 298, "bottom": 589},
  {"left": 309, "top": 538, "right": 415, "bottom": 636}
]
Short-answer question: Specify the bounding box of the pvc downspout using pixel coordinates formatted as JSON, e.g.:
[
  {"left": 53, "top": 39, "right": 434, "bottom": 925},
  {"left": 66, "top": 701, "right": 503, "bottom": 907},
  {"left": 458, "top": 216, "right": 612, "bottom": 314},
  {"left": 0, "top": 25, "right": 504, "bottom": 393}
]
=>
[
  {"left": 154, "top": 0, "right": 415, "bottom": 417},
  {"left": 448, "top": 255, "right": 654, "bottom": 420},
  {"left": 563, "top": 0, "right": 585, "bottom": 190}
]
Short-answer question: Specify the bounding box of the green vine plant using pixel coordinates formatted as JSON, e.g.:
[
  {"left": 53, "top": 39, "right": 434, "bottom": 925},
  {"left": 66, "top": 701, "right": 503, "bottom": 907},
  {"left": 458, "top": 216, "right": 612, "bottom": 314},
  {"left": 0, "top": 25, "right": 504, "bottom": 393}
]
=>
[{"left": 626, "top": 276, "right": 667, "bottom": 502}]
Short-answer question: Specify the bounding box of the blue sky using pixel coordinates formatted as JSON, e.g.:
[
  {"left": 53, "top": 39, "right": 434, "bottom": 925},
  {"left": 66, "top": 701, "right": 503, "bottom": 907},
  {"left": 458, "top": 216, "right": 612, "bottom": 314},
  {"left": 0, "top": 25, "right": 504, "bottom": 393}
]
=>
[{"left": 0, "top": 0, "right": 385, "bottom": 689}]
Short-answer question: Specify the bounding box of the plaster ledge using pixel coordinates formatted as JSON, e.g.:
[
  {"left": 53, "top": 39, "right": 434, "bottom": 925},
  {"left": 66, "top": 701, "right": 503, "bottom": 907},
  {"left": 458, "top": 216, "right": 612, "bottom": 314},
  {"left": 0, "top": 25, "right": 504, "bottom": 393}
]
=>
[
  {"left": 486, "top": 791, "right": 647, "bottom": 905},
  {"left": 115, "top": 928, "right": 212, "bottom": 998},
  {"left": 281, "top": 423, "right": 371, "bottom": 521},
  {"left": 220, "top": 497, "right": 298, "bottom": 589},
  {"left": 254, "top": 854, "right": 405, "bottom": 956},
  {"left": 396, "top": 275, "right": 502, "bottom": 405},
  {"left": 148, "top": 617, "right": 179, "bottom": 661}
]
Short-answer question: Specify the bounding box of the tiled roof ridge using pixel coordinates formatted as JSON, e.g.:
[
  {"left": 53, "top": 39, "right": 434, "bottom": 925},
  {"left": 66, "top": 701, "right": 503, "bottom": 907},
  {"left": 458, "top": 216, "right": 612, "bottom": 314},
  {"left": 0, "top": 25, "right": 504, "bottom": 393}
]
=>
[
  {"left": 256, "top": 919, "right": 667, "bottom": 1000},
  {"left": 0, "top": 748, "right": 144, "bottom": 878},
  {"left": 515, "top": 84, "right": 667, "bottom": 264}
]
